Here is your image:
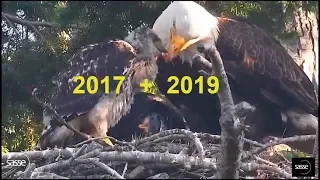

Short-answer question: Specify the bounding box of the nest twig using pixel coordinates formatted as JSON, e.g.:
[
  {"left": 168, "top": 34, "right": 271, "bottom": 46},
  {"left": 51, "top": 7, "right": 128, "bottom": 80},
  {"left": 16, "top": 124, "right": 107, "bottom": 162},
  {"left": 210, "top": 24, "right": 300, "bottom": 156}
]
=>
[{"left": 2, "top": 128, "right": 314, "bottom": 179}]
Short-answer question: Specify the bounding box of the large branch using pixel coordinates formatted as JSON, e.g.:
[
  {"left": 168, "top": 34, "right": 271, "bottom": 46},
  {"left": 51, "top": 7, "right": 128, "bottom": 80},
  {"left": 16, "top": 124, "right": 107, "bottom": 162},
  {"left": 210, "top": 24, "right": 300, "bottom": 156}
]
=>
[
  {"left": 197, "top": 44, "right": 244, "bottom": 179},
  {"left": 2, "top": 12, "right": 87, "bottom": 30}
]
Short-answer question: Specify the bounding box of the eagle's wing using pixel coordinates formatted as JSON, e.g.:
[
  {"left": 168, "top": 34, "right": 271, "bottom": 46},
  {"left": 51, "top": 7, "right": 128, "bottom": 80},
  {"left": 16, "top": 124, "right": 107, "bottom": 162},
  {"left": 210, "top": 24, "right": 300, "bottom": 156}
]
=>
[
  {"left": 37, "top": 40, "right": 136, "bottom": 149},
  {"left": 216, "top": 17, "right": 318, "bottom": 116},
  {"left": 44, "top": 40, "right": 136, "bottom": 126}
]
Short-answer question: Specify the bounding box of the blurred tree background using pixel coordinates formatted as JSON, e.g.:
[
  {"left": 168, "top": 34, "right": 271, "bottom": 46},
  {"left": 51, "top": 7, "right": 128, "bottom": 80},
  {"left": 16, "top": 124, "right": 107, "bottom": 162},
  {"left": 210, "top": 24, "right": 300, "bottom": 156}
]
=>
[{"left": 1, "top": 1, "right": 318, "bottom": 152}]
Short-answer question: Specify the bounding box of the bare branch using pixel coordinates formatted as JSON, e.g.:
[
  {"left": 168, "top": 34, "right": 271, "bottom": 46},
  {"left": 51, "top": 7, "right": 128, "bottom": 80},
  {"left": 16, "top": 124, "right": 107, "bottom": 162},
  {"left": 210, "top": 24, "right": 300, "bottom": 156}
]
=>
[
  {"left": 130, "top": 129, "right": 204, "bottom": 159},
  {"left": 98, "top": 150, "right": 217, "bottom": 169},
  {"left": 69, "top": 144, "right": 88, "bottom": 162},
  {"left": 85, "top": 158, "right": 124, "bottom": 179},
  {"left": 28, "top": 23, "right": 57, "bottom": 54},
  {"left": 197, "top": 44, "right": 244, "bottom": 179},
  {"left": 32, "top": 88, "right": 92, "bottom": 144},
  {"left": 240, "top": 162, "right": 295, "bottom": 179},
  {"left": 22, "top": 163, "right": 36, "bottom": 179},
  {"left": 122, "top": 162, "right": 128, "bottom": 177},
  {"left": 242, "top": 135, "right": 316, "bottom": 161},
  {"left": 254, "top": 156, "right": 278, "bottom": 167},
  {"left": 31, "top": 172, "right": 69, "bottom": 179},
  {"left": 2, "top": 12, "right": 87, "bottom": 30},
  {"left": 2, "top": 13, "right": 20, "bottom": 35},
  {"left": 127, "top": 166, "right": 146, "bottom": 179},
  {"left": 72, "top": 135, "right": 130, "bottom": 148}
]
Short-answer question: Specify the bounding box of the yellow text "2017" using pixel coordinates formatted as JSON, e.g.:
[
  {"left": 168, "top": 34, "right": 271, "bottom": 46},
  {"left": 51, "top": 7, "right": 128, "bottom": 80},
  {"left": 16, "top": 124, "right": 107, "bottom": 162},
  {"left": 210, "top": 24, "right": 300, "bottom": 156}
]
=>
[
  {"left": 167, "top": 76, "right": 219, "bottom": 95},
  {"left": 73, "top": 76, "right": 125, "bottom": 95}
]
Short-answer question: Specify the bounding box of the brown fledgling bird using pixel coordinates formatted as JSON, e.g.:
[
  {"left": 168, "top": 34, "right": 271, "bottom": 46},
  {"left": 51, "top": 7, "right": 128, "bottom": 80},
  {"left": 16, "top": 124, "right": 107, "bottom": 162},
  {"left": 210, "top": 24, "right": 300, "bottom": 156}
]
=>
[
  {"left": 138, "top": 112, "right": 168, "bottom": 136},
  {"left": 36, "top": 26, "right": 187, "bottom": 150}
]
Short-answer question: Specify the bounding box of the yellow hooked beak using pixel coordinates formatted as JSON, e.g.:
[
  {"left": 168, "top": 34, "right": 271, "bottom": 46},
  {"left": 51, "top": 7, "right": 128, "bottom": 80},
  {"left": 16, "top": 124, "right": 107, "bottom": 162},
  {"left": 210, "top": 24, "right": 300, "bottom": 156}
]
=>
[{"left": 168, "top": 26, "right": 201, "bottom": 60}]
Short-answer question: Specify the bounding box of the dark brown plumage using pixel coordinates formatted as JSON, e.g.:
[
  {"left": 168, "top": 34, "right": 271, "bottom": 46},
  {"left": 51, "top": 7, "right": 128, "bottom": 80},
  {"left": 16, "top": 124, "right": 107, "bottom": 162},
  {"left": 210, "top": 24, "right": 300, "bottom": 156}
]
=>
[
  {"left": 216, "top": 17, "right": 318, "bottom": 117},
  {"left": 214, "top": 17, "right": 318, "bottom": 135},
  {"left": 38, "top": 40, "right": 135, "bottom": 149},
  {"left": 155, "top": 56, "right": 222, "bottom": 133},
  {"left": 153, "top": 2, "right": 318, "bottom": 146},
  {"left": 37, "top": 26, "right": 187, "bottom": 149}
]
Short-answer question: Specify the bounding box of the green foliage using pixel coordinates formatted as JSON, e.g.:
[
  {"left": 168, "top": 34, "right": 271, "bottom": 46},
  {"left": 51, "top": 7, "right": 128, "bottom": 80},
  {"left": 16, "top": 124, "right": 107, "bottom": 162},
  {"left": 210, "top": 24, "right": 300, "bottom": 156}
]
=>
[
  {"left": 2, "top": 146, "right": 9, "bottom": 154},
  {"left": 278, "top": 149, "right": 308, "bottom": 160},
  {"left": 2, "top": 105, "right": 42, "bottom": 151},
  {"left": 1, "top": 1, "right": 318, "bottom": 152}
]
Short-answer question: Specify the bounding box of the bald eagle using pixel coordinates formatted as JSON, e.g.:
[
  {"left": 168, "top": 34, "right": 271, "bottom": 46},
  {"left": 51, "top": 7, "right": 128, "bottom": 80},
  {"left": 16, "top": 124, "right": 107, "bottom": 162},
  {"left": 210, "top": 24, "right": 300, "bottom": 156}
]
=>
[
  {"left": 37, "top": 26, "right": 187, "bottom": 149},
  {"left": 152, "top": 1, "right": 318, "bottom": 138}
]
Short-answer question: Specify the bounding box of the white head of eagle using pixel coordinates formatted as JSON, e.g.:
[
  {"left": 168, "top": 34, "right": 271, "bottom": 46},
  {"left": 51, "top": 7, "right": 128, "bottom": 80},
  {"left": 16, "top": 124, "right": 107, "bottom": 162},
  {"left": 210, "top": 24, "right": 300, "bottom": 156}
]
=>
[{"left": 152, "top": 1, "right": 219, "bottom": 64}]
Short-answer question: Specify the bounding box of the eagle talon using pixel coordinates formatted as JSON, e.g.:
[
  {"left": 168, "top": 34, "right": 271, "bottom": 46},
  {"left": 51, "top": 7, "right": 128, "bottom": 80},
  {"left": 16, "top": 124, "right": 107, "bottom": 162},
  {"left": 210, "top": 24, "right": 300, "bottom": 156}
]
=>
[
  {"left": 100, "top": 137, "right": 114, "bottom": 147},
  {"left": 198, "top": 70, "right": 210, "bottom": 78},
  {"left": 197, "top": 44, "right": 205, "bottom": 53},
  {"left": 242, "top": 125, "right": 251, "bottom": 133},
  {"left": 192, "top": 54, "right": 202, "bottom": 62}
]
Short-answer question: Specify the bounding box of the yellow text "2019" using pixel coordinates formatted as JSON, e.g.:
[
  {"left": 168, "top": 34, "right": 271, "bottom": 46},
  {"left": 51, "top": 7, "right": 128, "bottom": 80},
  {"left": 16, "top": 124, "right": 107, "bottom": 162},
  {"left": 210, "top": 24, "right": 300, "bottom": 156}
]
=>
[
  {"left": 73, "top": 76, "right": 125, "bottom": 95},
  {"left": 167, "top": 76, "right": 219, "bottom": 95}
]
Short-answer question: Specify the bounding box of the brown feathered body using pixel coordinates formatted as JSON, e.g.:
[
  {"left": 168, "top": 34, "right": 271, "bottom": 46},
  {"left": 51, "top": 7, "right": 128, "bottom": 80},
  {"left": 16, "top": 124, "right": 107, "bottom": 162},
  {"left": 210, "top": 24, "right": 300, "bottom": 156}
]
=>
[
  {"left": 215, "top": 17, "right": 318, "bottom": 136},
  {"left": 37, "top": 27, "right": 187, "bottom": 149},
  {"left": 154, "top": 12, "right": 318, "bottom": 147}
]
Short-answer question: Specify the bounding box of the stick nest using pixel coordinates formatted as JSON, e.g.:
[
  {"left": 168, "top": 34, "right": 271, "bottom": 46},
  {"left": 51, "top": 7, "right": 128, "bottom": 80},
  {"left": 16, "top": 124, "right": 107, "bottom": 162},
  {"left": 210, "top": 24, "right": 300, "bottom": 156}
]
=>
[{"left": 2, "top": 129, "right": 314, "bottom": 179}]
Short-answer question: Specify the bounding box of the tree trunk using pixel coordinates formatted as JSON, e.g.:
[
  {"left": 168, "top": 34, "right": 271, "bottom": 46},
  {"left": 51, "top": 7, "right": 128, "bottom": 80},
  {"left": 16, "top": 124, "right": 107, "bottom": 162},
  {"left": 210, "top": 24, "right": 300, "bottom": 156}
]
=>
[
  {"left": 280, "top": 6, "right": 319, "bottom": 95},
  {"left": 295, "top": 7, "right": 319, "bottom": 94},
  {"left": 294, "top": 6, "right": 319, "bottom": 177}
]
